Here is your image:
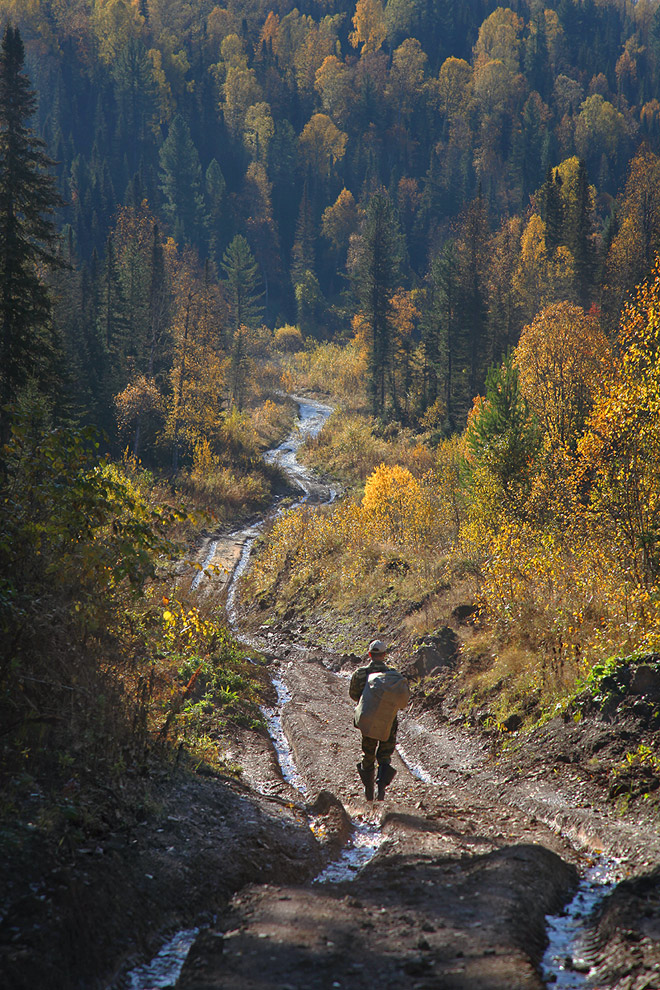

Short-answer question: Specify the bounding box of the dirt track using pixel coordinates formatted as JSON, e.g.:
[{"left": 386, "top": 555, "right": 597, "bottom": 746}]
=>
[
  {"left": 172, "top": 635, "right": 660, "bottom": 990},
  {"left": 171, "top": 398, "right": 660, "bottom": 990}
]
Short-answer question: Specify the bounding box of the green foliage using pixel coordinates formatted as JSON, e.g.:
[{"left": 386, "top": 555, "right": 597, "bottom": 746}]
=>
[
  {"left": 158, "top": 115, "right": 208, "bottom": 248},
  {"left": 0, "top": 24, "right": 64, "bottom": 443},
  {"left": 464, "top": 352, "right": 540, "bottom": 517},
  {"left": 354, "top": 191, "right": 405, "bottom": 418},
  {"left": 222, "top": 235, "right": 264, "bottom": 334},
  {"left": 0, "top": 418, "right": 175, "bottom": 779}
]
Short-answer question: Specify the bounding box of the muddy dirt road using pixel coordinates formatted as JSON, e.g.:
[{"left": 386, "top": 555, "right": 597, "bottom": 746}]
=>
[
  {"left": 174, "top": 645, "right": 660, "bottom": 990},
  {"left": 169, "top": 397, "right": 660, "bottom": 990}
]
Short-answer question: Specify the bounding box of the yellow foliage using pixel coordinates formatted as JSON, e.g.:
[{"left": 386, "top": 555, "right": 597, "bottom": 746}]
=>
[
  {"left": 362, "top": 463, "right": 428, "bottom": 543},
  {"left": 284, "top": 339, "right": 368, "bottom": 406},
  {"left": 273, "top": 324, "right": 305, "bottom": 352},
  {"left": 515, "top": 301, "right": 611, "bottom": 449},
  {"left": 349, "top": 0, "right": 387, "bottom": 55}
]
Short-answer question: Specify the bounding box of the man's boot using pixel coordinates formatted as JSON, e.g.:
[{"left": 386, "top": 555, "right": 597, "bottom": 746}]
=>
[
  {"left": 376, "top": 762, "right": 396, "bottom": 801},
  {"left": 357, "top": 761, "right": 375, "bottom": 801}
]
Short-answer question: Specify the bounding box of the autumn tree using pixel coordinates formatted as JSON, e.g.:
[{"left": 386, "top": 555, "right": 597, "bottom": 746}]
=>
[
  {"left": 299, "top": 113, "right": 348, "bottom": 181},
  {"left": 0, "top": 24, "right": 64, "bottom": 444},
  {"left": 349, "top": 0, "right": 387, "bottom": 56},
  {"left": 581, "top": 259, "right": 660, "bottom": 583},
  {"left": 515, "top": 301, "right": 611, "bottom": 452},
  {"left": 322, "top": 188, "right": 358, "bottom": 255},
  {"left": 603, "top": 146, "right": 660, "bottom": 329}
]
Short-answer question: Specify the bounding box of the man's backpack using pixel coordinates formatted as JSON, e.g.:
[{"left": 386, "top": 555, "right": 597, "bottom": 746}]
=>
[{"left": 354, "top": 669, "right": 410, "bottom": 741}]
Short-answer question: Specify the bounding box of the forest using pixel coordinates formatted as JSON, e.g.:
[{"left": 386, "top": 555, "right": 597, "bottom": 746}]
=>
[
  {"left": 6, "top": 0, "right": 660, "bottom": 904},
  {"left": 5, "top": 0, "right": 660, "bottom": 444}
]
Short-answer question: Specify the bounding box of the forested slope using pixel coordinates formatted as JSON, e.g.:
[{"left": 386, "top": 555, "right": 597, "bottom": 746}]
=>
[{"left": 4, "top": 0, "right": 660, "bottom": 444}]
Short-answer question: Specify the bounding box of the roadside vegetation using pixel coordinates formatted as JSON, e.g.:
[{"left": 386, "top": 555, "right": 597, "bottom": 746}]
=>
[{"left": 244, "top": 277, "right": 660, "bottom": 780}]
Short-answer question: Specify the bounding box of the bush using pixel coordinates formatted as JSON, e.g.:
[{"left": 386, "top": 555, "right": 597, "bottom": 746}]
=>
[{"left": 273, "top": 324, "right": 305, "bottom": 352}]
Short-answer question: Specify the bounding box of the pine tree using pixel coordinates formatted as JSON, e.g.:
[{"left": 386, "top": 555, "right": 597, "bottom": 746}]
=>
[
  {"left": 221, "top": 235, "right": 264, "bottom": 334},
  {"left": 0, "top": 25, "right": 64, "bottom": 444},
  {"left": 354, "top": 191, "right": 404, "bottom": 419},
  {"left": 158, "top": 115, "right": 208, "bottom": 250}
]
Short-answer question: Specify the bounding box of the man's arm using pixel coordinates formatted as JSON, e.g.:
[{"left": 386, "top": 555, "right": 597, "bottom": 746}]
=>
[{"left": 349, "top": 667, "right": 368, "bottom": 702}]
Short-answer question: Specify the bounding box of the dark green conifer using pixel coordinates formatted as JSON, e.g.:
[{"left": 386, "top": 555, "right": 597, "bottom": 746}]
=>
[
  {"left": 221, "top": 234, "right": 264, "bottom": 334},
  {"left": 158, "top": 115, "right": 208, "bottom": 250},
  {"left": 354, "top": 191, "right": 404, "bottom": 419},
  {"left": 0, "top": 24, "right": 64, "bottom": 444}
]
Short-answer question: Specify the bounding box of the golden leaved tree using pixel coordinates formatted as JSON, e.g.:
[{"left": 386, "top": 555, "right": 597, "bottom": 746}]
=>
[
  {"left": 349, "top": 0, "right": 387, "bottom": 55},
  {"left": 580, "top": 260, "right": 660, "bottom": 585},
  {"left": 515, "top": 301, "right": 611, "bottom": 452}
]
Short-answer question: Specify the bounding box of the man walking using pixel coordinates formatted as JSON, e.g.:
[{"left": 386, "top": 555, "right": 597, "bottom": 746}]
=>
[{"left": 350, "top": 639, "right": 408, "bottom": 800}]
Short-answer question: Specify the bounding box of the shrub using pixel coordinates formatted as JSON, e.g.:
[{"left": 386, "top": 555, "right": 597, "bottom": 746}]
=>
[{"left": 273, "top": 324, "right": 305, "bottom": 352}]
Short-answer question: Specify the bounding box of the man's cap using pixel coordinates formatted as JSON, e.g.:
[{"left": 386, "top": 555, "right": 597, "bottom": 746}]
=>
[{"left": 368, "top": 639, "right": 389, "bottom": 656}]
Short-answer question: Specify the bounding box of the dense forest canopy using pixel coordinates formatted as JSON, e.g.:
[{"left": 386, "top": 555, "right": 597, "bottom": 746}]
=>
[{"left": 3, "top": 0, "right": 660, "bottom": 447}]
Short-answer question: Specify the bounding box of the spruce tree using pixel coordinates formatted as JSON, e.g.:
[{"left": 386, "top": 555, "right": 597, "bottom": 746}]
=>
[
  {"left": 221, "top": 235, "right": 264, "bottom": 334},
  {"left": 0, "top": 24, "right": 64, "bottom": 443},
  {"left": 354, "top": 191, "right": 404, "bottom": 419},
  {"left": 158, "top": 115, "right": 208, "bottom": 250},
  {"left": 421, "top": 242, "right": 456, "bottom": 419},
  {"left": 567, "top": 159, "right": 595, "bottom": 308}
]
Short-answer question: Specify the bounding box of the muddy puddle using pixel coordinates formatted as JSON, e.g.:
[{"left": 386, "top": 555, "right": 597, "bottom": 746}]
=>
[
  {"left": 260, "top": 673, "right": 308, "bottom": 795},
  {"left": 126, "top": 397, "right": 348, "bottom": 990},
  {"left": 125, "top": 928, "right": 201, "bottom": 990},
  {"left": 541, "top": 856, "right": 621, "bottom": 988}
]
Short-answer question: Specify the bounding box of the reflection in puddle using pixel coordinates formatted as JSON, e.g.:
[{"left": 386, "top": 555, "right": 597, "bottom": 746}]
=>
[
  {"left": 126, "top": 928, "right": 199, "bottom": 990},
  {"left": 397, "top": 743, "right": 436, "bottom": 784},
  {"left": 260, "top": 674, "right": 308, "bottom": 795},
  {"left": 314, "top": 819, "right": 385, "bottom": 884},
  {"left": 541, "top": 857, "right": 620, "bottom": 988}
]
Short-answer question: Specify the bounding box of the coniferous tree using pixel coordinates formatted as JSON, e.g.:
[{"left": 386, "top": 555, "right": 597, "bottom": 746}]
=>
[
  {"left": 221, "top": 234, "right": 264, "bottom": 334},
  {"left": 94, "top": 235, "right": 130, "bottom": 435},
  {"left": 567, "top": 159, "right": 595, "bottom": 308},
  {"left": 0, "top": 24, "right": 64, "bottom": 443},
  {"left": 158, "top": 115, "right": 208, "bottom": 250},
  {"left": 420, "top": 241, "right": 457, "bottom": 421},
  {"left": 456, "top": 190, "right": 489, "bottom": 411},
  {"left": 291, "top": 179, "right": 316, "bottom": 284},
  {"left": 540, "top": 167, "right": 564, "bottom": 255},
  {"left": 355, "top": 191, "right": 404, "bottom": 419},
  {"left": 205, "top": 159, "right": 227, "bottom": 267}
]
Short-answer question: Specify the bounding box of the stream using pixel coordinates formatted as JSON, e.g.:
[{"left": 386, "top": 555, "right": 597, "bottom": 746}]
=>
[{"left": 127, "top": 395, "right": 623, "bottom": 990}]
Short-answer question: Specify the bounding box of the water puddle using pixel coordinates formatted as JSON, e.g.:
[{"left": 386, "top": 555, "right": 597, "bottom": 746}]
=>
[
  {"left": 541, "top": 856, "right": 621, "bottom": 988},
  {"left": 225, "top": 525, "right": 261, "bottom": 628},
  {"left": 125, "top": 928, "right": 200, "bottom": 990},
  {"left": 314, "top": 819, "right": 385, "bottom": 884},
  {"left": 260, "top": 673, "right": 308, "bottom": 795}
]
